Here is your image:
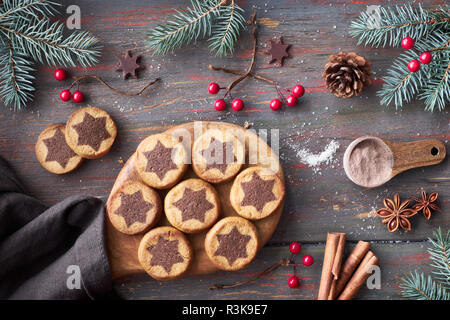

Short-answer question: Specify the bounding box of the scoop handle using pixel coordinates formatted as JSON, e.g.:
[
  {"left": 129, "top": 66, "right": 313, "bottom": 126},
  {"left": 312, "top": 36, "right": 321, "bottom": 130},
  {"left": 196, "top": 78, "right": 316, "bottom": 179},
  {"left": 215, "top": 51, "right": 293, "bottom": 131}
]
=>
[{"left": 383, "top": 139, "right": 446, "bottom": 177}]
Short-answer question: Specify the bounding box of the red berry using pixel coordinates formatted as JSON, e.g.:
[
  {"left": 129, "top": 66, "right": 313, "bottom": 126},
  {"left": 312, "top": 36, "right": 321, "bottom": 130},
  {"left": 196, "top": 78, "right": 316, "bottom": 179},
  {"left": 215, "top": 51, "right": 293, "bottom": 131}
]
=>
[
  {"left": 408, "top": 59, "right": 420, "bottom": 72},
  {"left": 288, "top": 276, "right": 299, "bottom": 288},
  {"left": 214, "top": 99, "right": 226, "bottom": 111},
  {"left": 401, "top": 37, "right": 414, "bottom": 49},
  {"left": 302, "top": 254, "right": 314, "bottom": 267},
  {"left": 60, "top": 89, "right": 71, "bottom": 102},
  {"left": 231, "top": 99, "right": 244, "bottom": 111},
  {"left": 270, "top": 98, "right": 282, "bottom": 111},
  {"left": 54, "top": 69, "right": 67, "bottom": 81},
  {"left": 208, "top": 82, "right": 220, "bottom": 95},
  {"left": 291, "top": 85, "right": 305, "bottom": 98},
  {"left": 72, "top": 90, "right": 84, "bottom": 103},
  {"left": 419, "top": 52, "right": 432, "bottom": 65},
  {"left": 286, "top": 95, "right": 298, "bottom": 107},
  {"left": 289, "top": 242, "right": 301, "bottom": 254}
]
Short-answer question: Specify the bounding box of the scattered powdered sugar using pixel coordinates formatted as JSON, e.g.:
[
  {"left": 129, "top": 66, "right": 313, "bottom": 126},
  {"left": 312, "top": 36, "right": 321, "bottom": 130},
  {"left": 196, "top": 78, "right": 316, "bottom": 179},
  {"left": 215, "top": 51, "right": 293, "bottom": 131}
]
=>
[{"left": 296, "top": 140, "right": 340, "bottom": 172}]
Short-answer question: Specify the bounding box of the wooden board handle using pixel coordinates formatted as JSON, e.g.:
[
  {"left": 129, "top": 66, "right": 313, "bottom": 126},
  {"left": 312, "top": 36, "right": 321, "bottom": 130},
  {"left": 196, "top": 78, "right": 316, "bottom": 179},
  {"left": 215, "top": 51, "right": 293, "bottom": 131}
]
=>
[{"left": 384, "top": 139, "right": 446, "bottom": 177}]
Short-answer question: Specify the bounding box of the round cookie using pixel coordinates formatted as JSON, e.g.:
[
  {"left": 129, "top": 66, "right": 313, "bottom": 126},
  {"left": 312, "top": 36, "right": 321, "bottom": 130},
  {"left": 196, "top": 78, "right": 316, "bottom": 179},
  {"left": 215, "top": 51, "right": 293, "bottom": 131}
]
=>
[
  {"left": 138, "top": 226, "right": 193, "bottom": 280},
  {"left": 65, "top": 107, "right": 117, "bottom": 159},
  {"left": 205, "top": 216, "right": 259, "bottom": 271},
  {"left": 108, "top": 180, "right": 162, "bottom": 235},
  {"left": 192, "top": 129, "right": 244, "bottom": 183},
  {"left": 136, "top": 133, "right": 188, "bottom": 189},
  {"left": 164, "top": 179, "right": 220, "bottom": 234},
  {"left": 230, "top": 166, "right": 285, "bottom": 220},
  {"left": 35, "top": 124, "right": 83, "bottom": 174}
]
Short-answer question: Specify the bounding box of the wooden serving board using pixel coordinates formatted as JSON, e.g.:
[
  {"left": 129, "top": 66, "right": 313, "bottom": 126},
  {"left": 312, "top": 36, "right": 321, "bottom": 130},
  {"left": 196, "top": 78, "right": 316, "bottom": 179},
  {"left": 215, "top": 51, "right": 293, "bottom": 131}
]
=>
[{"left": 106, "top": 121, "right": 285, "bottom": 279}]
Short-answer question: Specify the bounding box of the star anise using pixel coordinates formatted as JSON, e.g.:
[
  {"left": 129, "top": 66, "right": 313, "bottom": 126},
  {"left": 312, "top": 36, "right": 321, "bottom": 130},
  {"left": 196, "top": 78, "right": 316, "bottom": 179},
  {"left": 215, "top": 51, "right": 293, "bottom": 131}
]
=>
[
  {"left": 376, "top": 194, "right": 417, "bottom": 232},
  {"left": 412, "top": 189, "right": 440, "bottom": 220}
]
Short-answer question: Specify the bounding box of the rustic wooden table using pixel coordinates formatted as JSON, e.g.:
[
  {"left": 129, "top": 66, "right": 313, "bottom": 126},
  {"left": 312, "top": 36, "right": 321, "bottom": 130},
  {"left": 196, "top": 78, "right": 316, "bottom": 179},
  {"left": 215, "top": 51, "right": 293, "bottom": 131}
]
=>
[{"left": 0, "top": 0, "right": 448, "bottom": 300}]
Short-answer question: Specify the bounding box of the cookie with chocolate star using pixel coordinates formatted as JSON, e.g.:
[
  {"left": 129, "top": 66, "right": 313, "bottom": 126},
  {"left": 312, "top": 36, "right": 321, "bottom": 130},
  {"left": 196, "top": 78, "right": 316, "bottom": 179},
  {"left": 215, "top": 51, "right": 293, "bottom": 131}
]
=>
[
  {"left": 65, "top": 107, "right": 117, "bottom": 159},
  {"left": 230, "top": 166, "right": 285, "bottom": 220},
  {"left": 192, "top": 129, "right": 244, "bottom": 184},
  {"left": 138, "top": 226, "right": 193, "bottom": 280},
  {"left": 164, "top": 179, "right": 220, "bottom": 234},
  {"left": 108, "top": 180, "right": 162, "bottom": 235},
  {"left": 35, "top": 124, "right": 83, "bottom": 174},
  {"left": 136, "top": 134, "right": 188, "bottom": 189},
  {"left": 205, "top": 216, "right": 259, "bottom": 271}
]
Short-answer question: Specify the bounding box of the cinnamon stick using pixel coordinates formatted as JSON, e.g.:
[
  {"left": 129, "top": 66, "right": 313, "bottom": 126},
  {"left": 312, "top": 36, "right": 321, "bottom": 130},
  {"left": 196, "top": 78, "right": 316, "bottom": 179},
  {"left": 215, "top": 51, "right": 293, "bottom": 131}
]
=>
[
  {"left": 329, "top": 240, "right": 371, "bottom": 299},
  {"left": 337, "top": 250, "right": 379, "bottom": 300},
  {"left": 317, "top": 232, "right": 346, "bottom": 300}
]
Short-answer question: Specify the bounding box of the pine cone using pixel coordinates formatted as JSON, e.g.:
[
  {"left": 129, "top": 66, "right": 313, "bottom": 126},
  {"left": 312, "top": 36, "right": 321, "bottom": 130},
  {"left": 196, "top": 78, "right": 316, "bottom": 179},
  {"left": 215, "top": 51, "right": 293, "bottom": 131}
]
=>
[{"left": 322, "top": 52, "right": 372, "bottom": 98}]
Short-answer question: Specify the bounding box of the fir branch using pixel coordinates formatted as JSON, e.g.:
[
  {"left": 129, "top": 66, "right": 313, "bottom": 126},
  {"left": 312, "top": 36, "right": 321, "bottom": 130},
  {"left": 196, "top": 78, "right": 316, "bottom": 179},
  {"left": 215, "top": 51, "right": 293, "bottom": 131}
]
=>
[
  {"left": 349, "top": 4, "right": 450, "bottom": 48},
  {"left": 377, "top": 50, "right": 427, "bottom": 108},
  {"left": 0, "top": 17, "right": 100, "bottom": 68},
  {"left": 428, "top": 228, "right": 450, "bottom": 286},
  {"left": 400, "top": 271, "right": 450, "bottom": 300},
  {"left": 208, "top": 0, "right": 246, "bottom": 56},
  {"left": 147, "top": 0, "right": 226, "bottom": 55},
  {"left": 0, "top": 38, "right": 35, "bottom": 110},
  {"left": 0, "top": 0, "right": 58, "bottom": 22}
]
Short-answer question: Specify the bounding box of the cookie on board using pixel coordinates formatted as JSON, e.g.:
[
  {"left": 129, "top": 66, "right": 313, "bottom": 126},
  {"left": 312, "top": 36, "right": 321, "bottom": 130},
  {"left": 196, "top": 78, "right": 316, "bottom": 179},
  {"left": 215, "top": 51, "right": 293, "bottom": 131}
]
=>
[
  {"left": 192, "top": 129, "right": 244, "bottom": 183},
  {"left": 108, "top": 180, "right": 162, "bottom": 235},
  {"left": 164, "top": 178, "right": 220, "bottom": 234},
  {"left": 205, "top": 216, "right": 259, "bottom": 271},
  {"left": 65, "top": 106, "right": 117, "bottom": 159},
  {"left": 230, "top": 166, "right": 285, "bottom": 220},
  {"left": 138, "top": 226, "right": 193, "bottom": 280},
  {"left": 136, "top": 133, "right": 188, "bottom": 189},
  {"left": 35, "top": 124, "right": 83, "bottom": 174}
]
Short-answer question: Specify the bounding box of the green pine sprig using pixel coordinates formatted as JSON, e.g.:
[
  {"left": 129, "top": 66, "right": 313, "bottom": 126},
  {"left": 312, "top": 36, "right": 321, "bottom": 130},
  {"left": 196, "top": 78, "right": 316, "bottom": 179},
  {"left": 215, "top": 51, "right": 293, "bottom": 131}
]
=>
[
  {"left": 0, "top": 0, "right": 101, "bottom": 110},
  {"left": 400, "top": 228, "right": 450, "bottom": 300},
  {"left": 147, "top": 0, "right": 246, "bottom": 57},
  {"left": 349, "top": 4, "right": 450, "bottom": 112}
]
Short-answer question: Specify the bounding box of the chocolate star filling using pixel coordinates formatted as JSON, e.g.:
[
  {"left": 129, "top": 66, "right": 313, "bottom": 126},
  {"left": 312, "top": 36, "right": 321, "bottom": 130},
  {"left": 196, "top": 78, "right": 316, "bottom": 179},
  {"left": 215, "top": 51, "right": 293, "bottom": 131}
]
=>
[
  {"left": 143, "top": 140, "right": 178, "bottom": 181},
  {"left": 42, "top": 128, "right": 77, "bottom": 169},
  {"left": 214, "top": 226, "right": 251, "bottom": 266},
  {"left": 200, "top": 137, "right": 236, "bottom": 174},
  {"left": 114, "top": 190, "right": 154, "bottom": 227},
  {"left": 72, "top": 113, "right": 111, "bottom": 152},
  {"left": 173, "top": 188, "right": 214, "bottom": 223},
  {"left": 265, "top": 37, "right": 291, "bottom": 66},
  {"left": 240, "top": 172, "right": 277, "bottom": 212},
  {"left": 147, "top": 236, "right": 184, "bottom": 273},
  {"left": 115, "top": 50, "right": 144, "bottom": 79}
]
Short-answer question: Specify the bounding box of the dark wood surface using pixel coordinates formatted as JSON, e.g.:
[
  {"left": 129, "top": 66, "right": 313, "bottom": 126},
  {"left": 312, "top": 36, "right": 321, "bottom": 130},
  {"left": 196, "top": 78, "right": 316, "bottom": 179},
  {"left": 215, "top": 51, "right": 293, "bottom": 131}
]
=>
[{"left": 0, "top": 0, "right": 448, "bottom": 300}]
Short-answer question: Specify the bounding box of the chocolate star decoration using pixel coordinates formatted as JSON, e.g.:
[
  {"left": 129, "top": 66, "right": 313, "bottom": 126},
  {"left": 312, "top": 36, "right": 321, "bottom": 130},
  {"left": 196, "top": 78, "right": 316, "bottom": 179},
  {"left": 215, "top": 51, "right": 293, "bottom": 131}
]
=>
[
  {"left": 143, "top": 141, "right": 179, "bottom": 181},
  {"left": 43, "top": 128, "right": 77, "bottom": 169},
  {"left": 72, "top": 113, "right": 111, "bottom": 152},
  {"left": 265, "top": 37, "right": 291, "bottom": 66},
  {"left": 147, "top": 236, "right": 184, "bottom": 273},
  {"left": 114, "top": 190, "right": 154, "bottom": 227},
  {"left": 116, "top": 50, "right": 144, "bottom": 79},
  {"left": 201, "top": 138, "right": 236, "bottom": 174},
  {"left": 173, "top": 188, "right": 214, "bottom": 223},
  {"left": 241, "top": 172, "right": 277, "bottom": 212},
  {"left": 214, "top": 226, "right": 251, "bottom": 266}
]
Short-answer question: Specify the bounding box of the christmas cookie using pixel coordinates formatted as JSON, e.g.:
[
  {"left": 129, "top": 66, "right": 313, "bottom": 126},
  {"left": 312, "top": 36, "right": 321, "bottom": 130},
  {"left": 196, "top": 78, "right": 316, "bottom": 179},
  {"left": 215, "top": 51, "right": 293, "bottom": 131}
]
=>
[
  {"left": 35, "top": 124, "right": 83, "bottom": 174},
  {"left": 138, "top": 226, "right": 193, "bottom": 280},
  {"left": 136, "top": 134, "right": 188, "bottom": 189},
  {"left": 205, "top": 216, "right": 259, "bottom": 271},
  {"left": 230, "top": 166, "right": 285, "bottom": 220},
  {"left": 65, "top": 107, "right": 117, "bottom": 159},
  {"left": 108, "top": 180, "right": 162, "bottom": 235},
  {"left": 192, "top": 129, "right": 245, "bottom": 183},
  {"left": 164, "top": 179, "right": 220, "bottom": 234}
]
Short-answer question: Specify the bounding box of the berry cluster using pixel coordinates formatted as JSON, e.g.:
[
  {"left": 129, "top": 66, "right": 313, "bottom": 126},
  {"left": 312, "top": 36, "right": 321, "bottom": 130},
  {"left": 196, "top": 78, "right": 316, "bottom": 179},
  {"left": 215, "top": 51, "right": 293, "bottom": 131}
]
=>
[
  {"left": 54, "top": 69, "right": 84, "bottom": 103},
  {"left": 401, "top": 37, "right": 433, "bottom": 73},
  {"left": 287, "top": 241, "right": 314, "bottom": 288},
  {"left": 208, "top": 82, "right": 305, "bottom": 112}
]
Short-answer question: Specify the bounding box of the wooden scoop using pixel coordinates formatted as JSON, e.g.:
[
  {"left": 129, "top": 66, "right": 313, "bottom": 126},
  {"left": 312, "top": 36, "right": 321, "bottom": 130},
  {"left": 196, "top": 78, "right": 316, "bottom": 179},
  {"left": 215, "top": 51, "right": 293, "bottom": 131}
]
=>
[{"left": 343, "top": 136, "right": 446, "bottom": 188}]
